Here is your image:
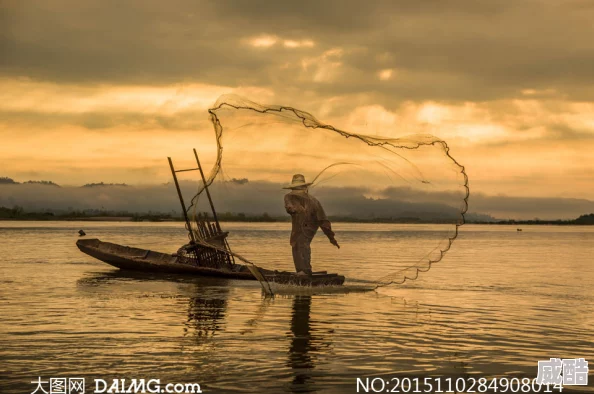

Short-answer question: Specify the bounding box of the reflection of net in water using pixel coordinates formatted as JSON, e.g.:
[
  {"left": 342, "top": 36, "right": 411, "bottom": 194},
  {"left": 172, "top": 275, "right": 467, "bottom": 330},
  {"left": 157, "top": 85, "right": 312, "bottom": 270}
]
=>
[{"left": 187, "top": 95, "right": 468, "bottom": 289}]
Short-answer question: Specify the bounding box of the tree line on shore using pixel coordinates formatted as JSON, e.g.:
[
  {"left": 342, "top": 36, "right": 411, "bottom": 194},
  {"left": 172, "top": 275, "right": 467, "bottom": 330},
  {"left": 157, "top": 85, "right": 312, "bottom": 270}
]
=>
[
  {"left": 471, "top": 213, "right": 594, "bottom": 225},
  {"left": 1, "top": 205, "right": 593, "bottom": 224},
  {"left": 0, "top": 206, "right": 285, "bottom": 222},
  {"left": 0, "top": 176, "right": 130, "bottom": 188}
]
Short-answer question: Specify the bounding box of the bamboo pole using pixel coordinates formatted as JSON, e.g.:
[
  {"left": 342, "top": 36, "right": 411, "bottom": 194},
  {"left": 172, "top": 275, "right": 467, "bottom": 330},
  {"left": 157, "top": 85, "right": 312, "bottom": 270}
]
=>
[
  {"left": 168, "top": 157, "right": 195, "bottom": 244},
  {"left": 193, "top": 149, "right": 221, "bottom": 231}
]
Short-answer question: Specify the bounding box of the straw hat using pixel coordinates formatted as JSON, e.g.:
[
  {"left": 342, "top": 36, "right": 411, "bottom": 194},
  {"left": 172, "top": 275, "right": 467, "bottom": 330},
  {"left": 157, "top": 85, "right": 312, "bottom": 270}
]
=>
[{"left": 282, "top": 174, "right": 312, "bottom": 189}]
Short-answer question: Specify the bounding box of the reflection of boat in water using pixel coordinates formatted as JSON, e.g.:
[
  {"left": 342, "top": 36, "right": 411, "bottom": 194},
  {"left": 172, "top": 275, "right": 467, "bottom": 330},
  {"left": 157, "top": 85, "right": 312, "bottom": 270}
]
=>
[
  {"left": 76, "top": 270, "right": 334, "bottom": 391},
  {"left": 185, "top": 286, "right": 229, "bottom": 339},
  {"left": 77, "top": 238, "right": 344, "bottom": 286},
  {"left": 76, "top": 148, "right": 345, "bottom": 289}
]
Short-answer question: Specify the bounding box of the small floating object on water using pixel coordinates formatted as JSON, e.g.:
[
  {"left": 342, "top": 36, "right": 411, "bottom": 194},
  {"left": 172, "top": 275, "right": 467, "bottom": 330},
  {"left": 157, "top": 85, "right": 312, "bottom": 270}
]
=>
[
  {"left": 78, "top": 229, "right": 86, "bottom": 236},
  {"left": 517, "top": 228, "right": 522, "bottom": 232}
]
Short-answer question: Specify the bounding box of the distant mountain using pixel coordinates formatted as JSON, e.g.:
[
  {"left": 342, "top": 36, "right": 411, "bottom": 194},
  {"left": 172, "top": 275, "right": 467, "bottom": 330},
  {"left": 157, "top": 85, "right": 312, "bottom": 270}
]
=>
[
  {"left": 464, "top": 212, "right": 498, "bottom": 222},
  {"left": 1, "top": 177, "right": 60, "bottom": 186},
  {"left": 229, "top": 178, "right": 249, "bottom": 185},
  {"left": 1, "top": 178, "right": 593, "bottom": 221},
  {"left": 0, "top": 177, "right": 18, "bottom": 184},
  {"left": 23, "top": 180, "right": 60, "bottom": 187},
  {"left": 81, "top": 182, "right": 129, "bottom": 187},
  {"left": 575, "top": 213, "right": 594, "bottom": 224}
]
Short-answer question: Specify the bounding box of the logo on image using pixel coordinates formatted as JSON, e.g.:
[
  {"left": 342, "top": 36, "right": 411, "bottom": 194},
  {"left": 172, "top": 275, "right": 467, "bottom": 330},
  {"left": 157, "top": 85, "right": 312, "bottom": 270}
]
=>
[
  {"left": 536, "top": 358, "right": 588, "bottom": 386},
  {"left": 31, "top": 377, "right": 85, "bottom": 394}
]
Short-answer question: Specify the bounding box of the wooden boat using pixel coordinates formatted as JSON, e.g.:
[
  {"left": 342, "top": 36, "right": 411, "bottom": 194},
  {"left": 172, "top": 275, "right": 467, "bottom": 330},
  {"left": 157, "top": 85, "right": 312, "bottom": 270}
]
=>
[
  {"left": 77, "top": 238, "right": 345, "bottom": 287},
  {"left": 76, "top": 148, "right": 345, "bottom": 289}
]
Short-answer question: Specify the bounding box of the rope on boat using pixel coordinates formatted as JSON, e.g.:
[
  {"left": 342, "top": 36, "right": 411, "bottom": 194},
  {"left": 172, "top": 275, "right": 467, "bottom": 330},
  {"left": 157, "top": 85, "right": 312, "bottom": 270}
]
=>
[{"left": 193, "top": 239, "right": 274, "bottom": 295}]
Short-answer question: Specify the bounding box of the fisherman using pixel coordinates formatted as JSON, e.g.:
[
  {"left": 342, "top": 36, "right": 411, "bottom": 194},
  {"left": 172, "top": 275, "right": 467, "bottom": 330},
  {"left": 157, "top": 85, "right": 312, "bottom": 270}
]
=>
[{"left": 283, "top": 174, "right": 339, "bottom": 276}]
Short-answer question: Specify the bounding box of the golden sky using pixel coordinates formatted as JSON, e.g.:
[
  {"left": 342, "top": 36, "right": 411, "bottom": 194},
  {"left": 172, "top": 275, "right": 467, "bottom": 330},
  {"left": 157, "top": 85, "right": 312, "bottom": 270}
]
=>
[{"left": 1, "top": 0, "right": 593, "bottom": 201}]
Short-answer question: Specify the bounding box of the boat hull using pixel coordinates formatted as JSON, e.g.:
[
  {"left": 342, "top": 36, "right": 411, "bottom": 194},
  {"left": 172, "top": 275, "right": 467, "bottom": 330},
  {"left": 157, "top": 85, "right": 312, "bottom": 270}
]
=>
[
  {"left": 76, "top": 238, "right": 345, "bottom": 286},
  {"left": 77, "top": 238, "right": 255, "bottom": 279}
]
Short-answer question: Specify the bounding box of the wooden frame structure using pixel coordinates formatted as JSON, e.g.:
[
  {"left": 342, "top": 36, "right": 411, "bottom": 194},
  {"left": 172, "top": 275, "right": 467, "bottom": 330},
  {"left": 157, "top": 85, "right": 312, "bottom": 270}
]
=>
[{"left": 167, "top": 149, "right": 235, "bottom": 269}]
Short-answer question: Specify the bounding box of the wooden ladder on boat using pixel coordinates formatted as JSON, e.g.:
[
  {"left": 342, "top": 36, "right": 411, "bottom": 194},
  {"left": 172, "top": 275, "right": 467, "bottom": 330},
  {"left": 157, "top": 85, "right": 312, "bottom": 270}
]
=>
[{"left": 168, "top": 149, "right": 235, "bottom": 269}]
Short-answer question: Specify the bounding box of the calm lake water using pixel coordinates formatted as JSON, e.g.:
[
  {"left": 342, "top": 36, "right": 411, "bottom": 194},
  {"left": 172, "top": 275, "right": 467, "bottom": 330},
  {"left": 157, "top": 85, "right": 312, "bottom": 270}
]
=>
[{"left": 1, "top": 222, "right": 593, "bottom": 393}]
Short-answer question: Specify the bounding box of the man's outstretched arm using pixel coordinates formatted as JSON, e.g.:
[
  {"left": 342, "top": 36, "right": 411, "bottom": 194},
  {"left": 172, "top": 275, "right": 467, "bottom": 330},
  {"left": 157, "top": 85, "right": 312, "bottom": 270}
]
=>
[
  {"left": 320, "top": 220, "right": 340, "bottom": 249},
  {"left": 314, "top": 198, "right": 340, "bottom": 249}
]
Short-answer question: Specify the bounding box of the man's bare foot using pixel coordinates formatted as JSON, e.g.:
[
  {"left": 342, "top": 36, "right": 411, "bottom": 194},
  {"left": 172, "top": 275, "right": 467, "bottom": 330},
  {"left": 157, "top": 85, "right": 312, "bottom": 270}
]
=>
[{"left": 296, "top": 270, "right": 312, "bottom": 276}]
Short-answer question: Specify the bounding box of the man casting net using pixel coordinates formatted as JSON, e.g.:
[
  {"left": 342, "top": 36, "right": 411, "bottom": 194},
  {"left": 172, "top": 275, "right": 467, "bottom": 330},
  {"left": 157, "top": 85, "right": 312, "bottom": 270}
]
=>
[{"left": 187, "top": 95, "right": 469, "bottom": 289}]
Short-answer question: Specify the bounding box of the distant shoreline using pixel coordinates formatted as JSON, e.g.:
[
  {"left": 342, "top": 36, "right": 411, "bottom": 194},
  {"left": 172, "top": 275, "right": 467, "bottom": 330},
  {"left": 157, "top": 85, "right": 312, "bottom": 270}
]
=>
[
  {"left": 0, "top": 216, "right": 458, "bottom": 224},
  {"left": 1, "top": 217, "right": 593, "bottom": 225},
  {"left": 1, "top": 206, "right": 593, "bottom": 225},
  {"left": 468, "top": 221, "right": 593, "bottom": 226}
]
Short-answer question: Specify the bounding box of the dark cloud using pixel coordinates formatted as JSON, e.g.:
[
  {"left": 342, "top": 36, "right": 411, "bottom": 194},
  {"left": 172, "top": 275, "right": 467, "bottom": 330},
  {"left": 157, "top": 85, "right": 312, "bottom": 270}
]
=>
[
  {"left": 0, "top": 180, "right": 591, "bottom": 220},
  {"left": 0, "top": 110, "right": 213, "bottom": 130},
  {"left": 0, "top": 180, "right": 463, "bottom": 219},
  {"left": 2, "top": 0, "right": 594, "bottom": 103},
  {"left": 545, "top": 124, "right": 594, "bottom": 141}
]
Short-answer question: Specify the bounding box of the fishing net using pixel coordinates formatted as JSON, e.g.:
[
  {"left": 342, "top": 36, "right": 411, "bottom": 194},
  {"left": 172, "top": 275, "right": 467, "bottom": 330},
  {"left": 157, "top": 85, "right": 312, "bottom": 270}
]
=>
[{"left": 187, "top": 95, "right": 468, "bottom": 290}]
